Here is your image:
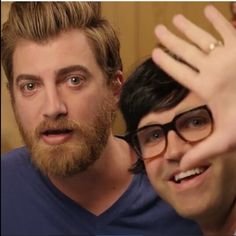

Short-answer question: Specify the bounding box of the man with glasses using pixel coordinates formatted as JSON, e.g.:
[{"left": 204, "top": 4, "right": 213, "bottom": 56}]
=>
[
  {"left": 121, "top": 105, "right": 213, "bottom": 160},
  {"left": 119, "top": 57, "right": 236, "bottom": 235}
]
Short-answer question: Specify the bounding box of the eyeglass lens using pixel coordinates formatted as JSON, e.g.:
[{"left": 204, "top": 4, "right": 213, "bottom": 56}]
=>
[{"left": 133, "top": 107, "right": 212, "bottom": 159}]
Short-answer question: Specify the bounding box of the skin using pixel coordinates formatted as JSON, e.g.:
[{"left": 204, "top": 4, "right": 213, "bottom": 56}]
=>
[
  {"left": 231, "top": 2, "right": 236, "bottom": 28},
  {"left": 13, "top": 30, "right": 112, "bottom": 130},
  {"left": 12, "top": 29, "right": 133, "bottom": 215},
  {"left": 152, "top": 5, "right": 236, "bottom": 170},
  {"left": 139, "top": 92, "right": 236, "bottom": 235}
]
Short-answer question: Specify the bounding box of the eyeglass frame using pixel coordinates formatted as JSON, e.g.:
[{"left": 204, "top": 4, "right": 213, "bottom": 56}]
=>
[{"left": 117, "top": 105, "right": 214, "bottom": 160}]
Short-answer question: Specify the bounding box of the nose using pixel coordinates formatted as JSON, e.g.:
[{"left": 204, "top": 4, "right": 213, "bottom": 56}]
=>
[
  {"left": 42, "top": 86, "right": 67, "bottom": 120},
  {"left": 163, "top": 130, "right": 191, "bottom": 162}
]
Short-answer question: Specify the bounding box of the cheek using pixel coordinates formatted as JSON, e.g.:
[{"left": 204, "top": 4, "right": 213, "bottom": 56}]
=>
[
  {"left": 68, "top": 96, "right": 103, "bottom": 121},
  {"left": 13, "top": 98, "right": 40, "bottom": 133},
  {"left": 216, "top": 151, "right": 236, "bottom": 183},
  {"left": 67, "top": 89, "right": 113, "bottom": 121},
  {"left": 144, "top": 159, "right": 164, "bottom": 189},
  {"left": 145, "top": 161, "right": 172, "bottom": 203}
]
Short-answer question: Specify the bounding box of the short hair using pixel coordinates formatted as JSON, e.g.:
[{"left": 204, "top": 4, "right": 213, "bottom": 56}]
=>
[
  {"left": 119, "top": 57, "right": 189, "bottom": 173},
  {"left": 1, "top": 2, "right": 122, "bottom": 90}
]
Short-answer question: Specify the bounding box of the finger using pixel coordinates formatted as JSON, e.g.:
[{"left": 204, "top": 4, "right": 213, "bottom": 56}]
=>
[
  {"left": 204, "top": 5, "right": 236, "bottom": 43},
  {"left": 180, "top": 135, "right": 221, "bottom": 170},
  {"left": 152, "top": 47, "right": 198, "bottom": 90},
  {"left": 180, "top": 131, "right": 236, "bottom": 170},
  {"left": 154, "top": 24, "right": 204, "bottom": 66},
  {"left": 172, "top": 14, "right": 219, "bottom": 53}
]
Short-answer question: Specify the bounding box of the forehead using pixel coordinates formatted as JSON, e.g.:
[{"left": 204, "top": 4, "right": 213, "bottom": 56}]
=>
[
  {"left": 12, "top": 29, "right": 103, "bottom": 80},
  {"left": 139, "top": 92, "right": 205, "bottom": 127}
]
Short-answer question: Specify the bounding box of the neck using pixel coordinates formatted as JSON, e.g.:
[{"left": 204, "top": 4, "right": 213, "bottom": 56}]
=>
[
  {"left": 48, "top": 134, "right": 134, "bottom": 215},
  {"left": 200, "top": 197, "right": 236, "bottom": 235}
]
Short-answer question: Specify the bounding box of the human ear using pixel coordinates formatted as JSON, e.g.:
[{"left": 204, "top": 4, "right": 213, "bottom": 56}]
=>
[{"left": 111, "top": 70, "right": 124, "bottom": 97}]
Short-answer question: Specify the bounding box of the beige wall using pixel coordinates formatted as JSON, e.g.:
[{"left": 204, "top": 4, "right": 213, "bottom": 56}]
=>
[{"left": 1, "top": 2, "right": 231, "bottom": 154}]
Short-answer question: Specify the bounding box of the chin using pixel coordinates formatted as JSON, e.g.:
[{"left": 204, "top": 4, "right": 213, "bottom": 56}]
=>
[
  {"left": 176, "top": 207, "right": 201, "bottom": 220},
  {"left": 173, "top": 202, "right": 213, "bottom": 222}
]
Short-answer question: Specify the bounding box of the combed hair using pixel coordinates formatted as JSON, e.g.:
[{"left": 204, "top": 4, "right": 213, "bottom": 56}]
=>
[{"left": 1, "top": 2, "right": 122, "bottom": 89}]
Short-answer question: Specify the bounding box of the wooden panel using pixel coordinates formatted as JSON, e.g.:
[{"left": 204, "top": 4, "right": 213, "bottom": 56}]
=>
[
  {"left": 103, "top": 2, "right": 231, "bottom": 135},
  {"left": 1, "top": 2, "right": 232, "bottom": 153},
  {"left": 1, "top": 2, "right": 23, "bottom": 154}
]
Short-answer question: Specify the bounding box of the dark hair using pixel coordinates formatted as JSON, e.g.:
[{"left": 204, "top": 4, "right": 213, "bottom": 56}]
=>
[{"left": 119, "top": 57, "right": 189, "bottom": 173}]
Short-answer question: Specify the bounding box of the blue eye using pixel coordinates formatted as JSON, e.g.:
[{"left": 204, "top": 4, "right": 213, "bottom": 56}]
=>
[
  {"left": 67, "top": 76, "right": 83, "bottom": 86},
  {"left": 19, "top": 81, "right": 39, "bottom": 97},
  {"left": 146, "top": 130, "right": 162, "bottom": 142},
  {"left": 183, "top": 117, "right": 209, "bottom": 129},
  {"left": 191, "top": 118, "right": 204, "bottom": 125},
  {"left": 24, "top": 82, "right": 36, "bottom": 91},
  {"left": 139, "top": 127, "right": 164, "bottom": 146}
]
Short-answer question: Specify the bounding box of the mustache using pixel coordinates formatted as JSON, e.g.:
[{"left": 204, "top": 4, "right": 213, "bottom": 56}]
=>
[{"left": 35, "top": 118, "right": 81, "bottom": 138}]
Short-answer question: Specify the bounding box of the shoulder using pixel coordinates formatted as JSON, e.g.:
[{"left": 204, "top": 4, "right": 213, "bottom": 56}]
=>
[
  {"left": 1, "top": 146, "right": 30, "bottom": 165},
  {"left": 2, "top": 146, "right": 30, "bottom": 157},
  {"left": 1, "top": 146, "right": 33, "bottom": 179},
  {"left": 1, "top": 146, "right": 44, "bottom": 197}
]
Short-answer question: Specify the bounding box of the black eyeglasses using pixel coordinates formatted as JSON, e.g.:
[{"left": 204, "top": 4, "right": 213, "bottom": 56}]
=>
[{"left": 118, "top": 105, "right": 213, "bottom": 160}]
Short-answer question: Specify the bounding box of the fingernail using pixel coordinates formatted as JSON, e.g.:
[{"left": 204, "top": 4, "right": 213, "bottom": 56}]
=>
[
  {"left": 155, "top": 25, "right": 167, "bottom": 37},
  {"left": 173, "top": 14, "right": 185, "bottom": 27},
  {"left": 154, "top": 48, "right": 162, "bottom": 55},
  {"left": 152, "top": 48, "right": 162, "bottom": 63},
  {"left": 205, "top": 5, "right": 218, "bottom": 19}
]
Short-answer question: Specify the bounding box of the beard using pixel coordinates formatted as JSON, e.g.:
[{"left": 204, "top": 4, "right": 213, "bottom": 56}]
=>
[{"left": 14, "top": 95, "right": 115, "bottom": 178}]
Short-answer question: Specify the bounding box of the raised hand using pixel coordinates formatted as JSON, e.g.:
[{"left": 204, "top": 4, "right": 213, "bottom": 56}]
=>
[{"left": 152, "top": 5, "right": 236, "bottom": 169}]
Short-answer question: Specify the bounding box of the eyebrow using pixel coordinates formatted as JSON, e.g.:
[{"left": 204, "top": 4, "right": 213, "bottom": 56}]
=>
[
  {"left": 15, "top": 74, "right": 41, "bottom": 85},
  {"left": 15, "top": 64, "right": 92, "bottom": 85},
  {"left": 174, "top": 105, "right": 204, "bottom": 116},
  {"left": 55, "top": 65, "right": 92, "bottom": 78},
  {"left": 141, "top": 105, "right": 206, "bottom": 127}
]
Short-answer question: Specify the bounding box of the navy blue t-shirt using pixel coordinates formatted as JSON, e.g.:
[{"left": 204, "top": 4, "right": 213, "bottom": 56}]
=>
[{"left": 1, "top": 147, "right": 202, "bottom": 236}]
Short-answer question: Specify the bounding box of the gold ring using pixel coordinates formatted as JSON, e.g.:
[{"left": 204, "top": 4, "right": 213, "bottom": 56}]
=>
[{"left": 208, "top": 40, "right": 223, "bottom": 53}]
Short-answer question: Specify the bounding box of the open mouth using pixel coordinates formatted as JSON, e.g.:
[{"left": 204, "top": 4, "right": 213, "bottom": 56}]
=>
[
  {"left": 40, "top": 128, "right": 74, "bottom": 145},
  {"left": 42, "top": 129, "right": 73, "bottom": 136},
  {"left": 170, "top": 166, "right": 209, "bottom": 184}
]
